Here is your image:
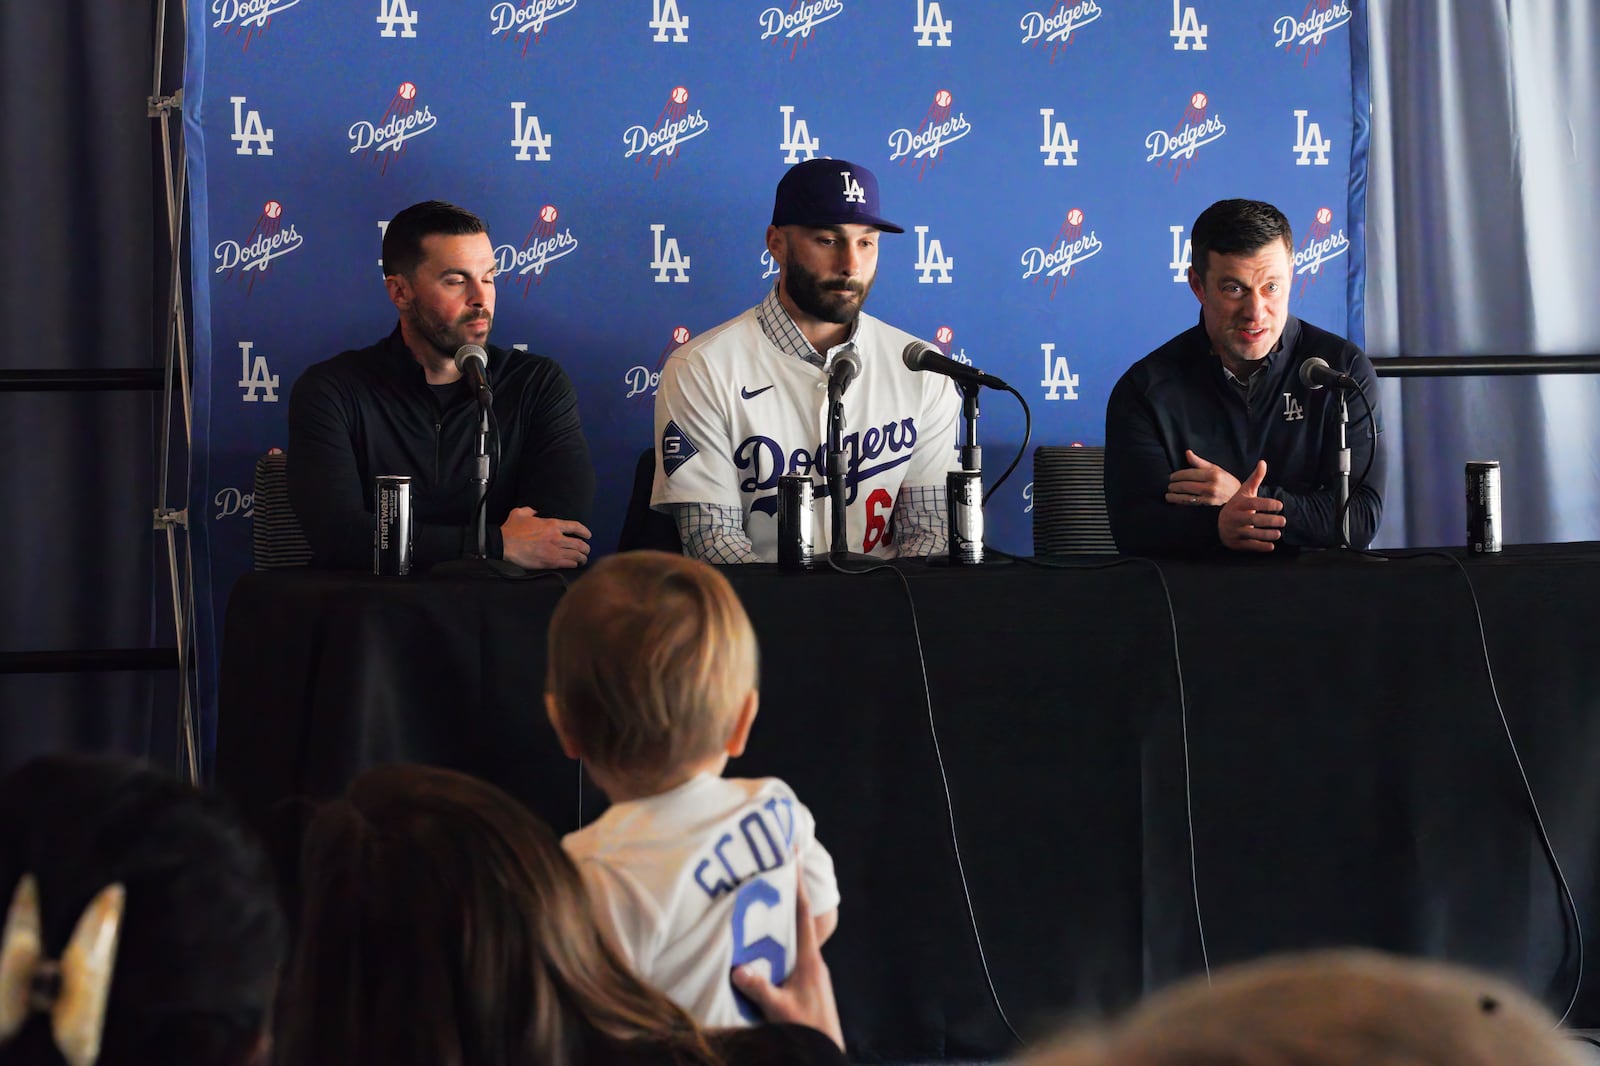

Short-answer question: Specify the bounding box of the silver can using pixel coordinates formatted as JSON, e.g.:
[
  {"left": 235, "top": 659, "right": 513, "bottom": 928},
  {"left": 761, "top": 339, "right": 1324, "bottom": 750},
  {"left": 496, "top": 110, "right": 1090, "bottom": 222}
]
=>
[
  {"left": 776, "top": 474, "right": 815, "bottom": 571},
  {"left": 1465, "top": 460, "right": 1501, "bottom": 554},
  {"left": 947, "top": 470, "right": 984, "bottom": 565},
  {"left": 373, "top": 474, "right": 414, "bottom": 575}
]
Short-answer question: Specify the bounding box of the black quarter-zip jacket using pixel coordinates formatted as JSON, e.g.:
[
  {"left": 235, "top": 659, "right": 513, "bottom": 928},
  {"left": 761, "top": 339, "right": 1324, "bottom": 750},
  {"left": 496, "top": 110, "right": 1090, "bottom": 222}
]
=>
[
  {"left": 287, "top": 327, "right": 595, "bottom": 569},
  {"left": 1104, "top": 315, "right": 1385, "bottom": 556}
]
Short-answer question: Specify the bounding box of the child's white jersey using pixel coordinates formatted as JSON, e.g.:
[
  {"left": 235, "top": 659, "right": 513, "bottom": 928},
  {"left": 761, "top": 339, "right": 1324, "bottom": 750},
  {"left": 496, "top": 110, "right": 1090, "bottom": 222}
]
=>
[{"left": 563, "top": 774, "right": 840, "bottom": 1029}]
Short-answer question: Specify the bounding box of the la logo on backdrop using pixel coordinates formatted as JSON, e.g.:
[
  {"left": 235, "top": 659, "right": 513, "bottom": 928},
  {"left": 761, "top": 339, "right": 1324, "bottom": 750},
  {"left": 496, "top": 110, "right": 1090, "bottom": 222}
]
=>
[
  {"left": 491, "top": 0, "right": 579, "bottom": 54},
  {"left": 888, "top": 90, "right": 972, "bottom": 179},
  {"left": 495, "top": 205, "right": 579, "bottom": 295},
  {"left": 1274, "top": 0, "right": 1353, "bottom": 66},
  {"left": 210, "top": 0, "right": 302, "bottom": 49},
  {"left": 623, "top": 86, "right": 711, "bottom": 179},
  {"left": 214, "top": 200, "right": 303, "bottom": 295},
  {"left": 347, "top": 81, "right": 436, "bottom": 173},
  {"left": 1020, "top": 208, "right": 1102, "bottom": 299},
  {"left": 1146, "top": 91, "right": 1227, "bottom": 181},
  {"left": 625, "top": 326, "right": 692, "bottom": 401}
]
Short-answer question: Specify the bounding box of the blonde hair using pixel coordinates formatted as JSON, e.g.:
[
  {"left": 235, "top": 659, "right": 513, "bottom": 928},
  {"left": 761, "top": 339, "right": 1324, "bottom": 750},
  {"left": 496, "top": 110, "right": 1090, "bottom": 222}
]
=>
[
  {"left": 546, "top": 551, "right": 758, "bottom": 793},
  {"left": 1029, "top": 949, "right": 1584, "bottom": 1066}
]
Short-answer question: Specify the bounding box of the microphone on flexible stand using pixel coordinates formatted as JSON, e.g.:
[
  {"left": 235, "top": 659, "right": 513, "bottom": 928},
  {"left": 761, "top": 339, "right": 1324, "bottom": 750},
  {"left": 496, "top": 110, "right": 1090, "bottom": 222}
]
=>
[
  {"left": 903, "top": 342, "right": 989, "bottom": 564},
  {"left": 432, "top": 344, "right": 530, "bottom": 579},
  {"left": 455, "top": 343, "right": 493, "bottom": 408}
]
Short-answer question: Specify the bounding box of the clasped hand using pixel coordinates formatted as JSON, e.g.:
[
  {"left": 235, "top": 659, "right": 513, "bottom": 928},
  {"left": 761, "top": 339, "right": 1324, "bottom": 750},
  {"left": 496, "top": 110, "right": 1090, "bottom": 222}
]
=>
[{"left": 500, "top": 507, "right": 592, "bottom": 570}]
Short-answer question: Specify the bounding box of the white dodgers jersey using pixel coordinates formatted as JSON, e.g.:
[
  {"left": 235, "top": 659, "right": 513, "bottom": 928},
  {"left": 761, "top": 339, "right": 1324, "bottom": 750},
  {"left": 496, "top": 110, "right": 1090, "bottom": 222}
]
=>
[
  {"left": 651, "top": 305, "right": 960, "bottom": 560},
  {"left": 563, "top": 775, "right": 840, "bottom": 1028}
]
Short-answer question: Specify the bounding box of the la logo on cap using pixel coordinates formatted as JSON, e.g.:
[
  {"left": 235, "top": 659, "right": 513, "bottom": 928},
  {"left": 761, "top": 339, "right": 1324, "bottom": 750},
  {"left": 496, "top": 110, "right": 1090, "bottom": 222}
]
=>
[{"left": 840, "top": 170, "right": 866, "bottom": 204}]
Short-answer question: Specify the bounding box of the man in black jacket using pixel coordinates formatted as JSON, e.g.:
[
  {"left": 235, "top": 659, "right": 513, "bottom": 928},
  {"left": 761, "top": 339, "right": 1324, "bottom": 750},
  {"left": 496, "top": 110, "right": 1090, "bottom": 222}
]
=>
[
  {"left": 1104, "top": 199, "right": 1384, "bottom": 556},
  {"left": 288, "top": 201, "right": 595, "bottom": 570}
]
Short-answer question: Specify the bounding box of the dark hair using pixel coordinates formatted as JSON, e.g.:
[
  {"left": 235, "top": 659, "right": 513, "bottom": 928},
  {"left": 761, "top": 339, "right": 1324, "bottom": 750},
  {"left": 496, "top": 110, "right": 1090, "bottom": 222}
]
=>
[
  {"left": 0, "top": 755, "right": 285, "bottom": 1066},
  {"left": 381, "top": 200, "right": 488, "bottom": 278},
  {"left": 276, "top": 764, "right": 718, "bottom": 1066},
  {"left": 1189, "top": 199, "right": 1293, "bottom": 281}
]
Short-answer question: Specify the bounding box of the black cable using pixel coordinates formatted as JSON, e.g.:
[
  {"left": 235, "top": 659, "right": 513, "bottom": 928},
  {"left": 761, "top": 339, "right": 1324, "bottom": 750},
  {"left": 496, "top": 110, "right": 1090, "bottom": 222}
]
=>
[
  {"left": 982, "top": 385, "right": 1033, "bottom": 506},
  {"left": 1386, "top": 549, "right": 1584, "bottom": 1025},
  {"left": 994, "top": 550, "right": 1212, "bottom": 982},
  {"left": 471, "top": 401, "right": 503, "bottom": 550},
  {"left": 822, "top": 554, "right": 1025, "bottom": 1044}
]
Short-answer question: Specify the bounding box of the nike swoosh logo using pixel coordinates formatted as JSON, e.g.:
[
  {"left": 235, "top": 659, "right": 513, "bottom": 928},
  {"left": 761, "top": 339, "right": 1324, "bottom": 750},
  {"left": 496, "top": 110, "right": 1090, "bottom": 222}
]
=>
[{"left": 740, "top": 385, "right": 775, "bottom": 400}]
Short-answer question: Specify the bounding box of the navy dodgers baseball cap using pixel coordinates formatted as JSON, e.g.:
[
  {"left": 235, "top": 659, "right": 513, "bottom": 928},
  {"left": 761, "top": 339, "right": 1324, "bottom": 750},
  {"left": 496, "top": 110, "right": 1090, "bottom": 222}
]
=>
[{"left": 770, "top": 158, "right": 904, "bottom": 234}]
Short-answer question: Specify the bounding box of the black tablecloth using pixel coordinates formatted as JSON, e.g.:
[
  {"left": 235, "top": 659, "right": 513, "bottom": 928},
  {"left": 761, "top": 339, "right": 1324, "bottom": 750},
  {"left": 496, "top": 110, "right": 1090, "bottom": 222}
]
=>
[{"left": 217, "top": 545, "right": 1600, "bottom": 1060}]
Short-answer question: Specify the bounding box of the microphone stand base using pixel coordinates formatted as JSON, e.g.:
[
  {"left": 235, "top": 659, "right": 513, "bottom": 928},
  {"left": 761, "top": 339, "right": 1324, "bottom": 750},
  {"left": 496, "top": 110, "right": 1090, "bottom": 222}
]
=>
[{"left": 1294, "top": 546, "right": 1388, "bottom": 564}]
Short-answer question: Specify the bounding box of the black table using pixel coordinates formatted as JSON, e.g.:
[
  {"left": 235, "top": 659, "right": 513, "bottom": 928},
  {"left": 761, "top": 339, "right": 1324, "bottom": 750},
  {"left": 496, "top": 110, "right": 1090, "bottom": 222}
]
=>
[{"left": 217, "top": 545, "right": 1600, "bottom": 1061}]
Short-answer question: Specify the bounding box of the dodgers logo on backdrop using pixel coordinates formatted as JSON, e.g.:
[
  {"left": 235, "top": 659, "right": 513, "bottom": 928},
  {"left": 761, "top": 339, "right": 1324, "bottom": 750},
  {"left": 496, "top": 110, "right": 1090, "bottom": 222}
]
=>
[
  {"left": 214, "top": 486, "right": 255, "bottom": 520},
  {"left": 1274, "top": 0, "right": 1352, "bottom": 64},
  {"left": 1292, "top": 108, "right": 1331, "bottom": 165},
  {"left": 230, "top": 97, "right": 274, "bottom": 156},
  {"left": 933, "top": 325, "right": 972, "bottom": 366},
  {"left": 1020, "top": 209, "right": 1102, "bottom": 298},
  {"left": 914, "top": 227, "right": 953, "bottom": 284},
  {"left": 1039, "top": 343, "right": 1080, "bottom": 401},
  {"left": 1039, "top": 108, "right": 1078, "bottom": 166},
  {"left": 759, "top": 249, "right": 780, "bottom": 280},
  {"left": 511, "top": 102, "right": 553, "bottom": 161},
  {"left": 214, "top": 200, "right": 303, "bottom": 293},
  {"left": 377, "top": 0, "right": 419, "bottom": 37},
  {"left": 211, "top": 0, "right": 302, "bottom": 47},
  {"left": 1146, "top": 92, "right": 1226, "bottom": 180},
  {"left": 236, "top": 341, "right": 279, "bottom": 402},
  {"left": 1169, "top": 224, "right": 1192, "bottom": 282},
  {"left": 1022, "top": 481, "right": 1034, "bottom": 514},
  {"left": 1020, "top": 1, "right": 1102, "bottom": 61},
  {"left": 779, "top": 106, "right": 820, "bottom": 164},
  {"left": 651, "top": 225, "right": 691, "bottom": 283},
  {"left": 650, "top": 0, "right": 689, "bottom": 41},
  {"left": 760, "top": 0, "right": 845, "bottom": 59},
  {"left": 914, "top": 0, "right": 952, "bottom": 46},
  {"left": 491, "top": 0, "right": 579, "bottom": 53},
  {"left": 1293, "top": 205, "right": 1348, "bottom": 295},
  {"left": 626, "top": 326, "right": 691, "bottom": 400},
  {"left": 623, "top": 86, "right": 710, "bottom": 178},
  {"left": 494, "top": 205, "right": 579, "bottom": 294},
  {"left": 1171, "top": 0, "right": 1208, "bottom": 50},
  {"left": 888, "top": 90, "right": 972, "bottom": 179},
  {"left": 347, "top": 81, "right": 437, "bottom": 173}
]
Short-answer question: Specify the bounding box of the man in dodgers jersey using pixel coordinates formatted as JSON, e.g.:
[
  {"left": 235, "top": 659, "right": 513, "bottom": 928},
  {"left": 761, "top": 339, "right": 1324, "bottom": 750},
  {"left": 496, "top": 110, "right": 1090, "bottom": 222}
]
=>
[
  {"left": 547, "top": 552, "right": 839, "bottom": 1028},
  {"left": 652, "top": 158, "right": 961, "bottom": 562}
]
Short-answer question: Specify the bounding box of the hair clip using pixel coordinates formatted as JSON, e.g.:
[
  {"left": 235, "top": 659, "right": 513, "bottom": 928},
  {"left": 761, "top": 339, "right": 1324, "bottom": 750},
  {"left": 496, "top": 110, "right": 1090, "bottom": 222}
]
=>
[{"left": 0, "top": 875, "right": 125, "bottom": 1066}]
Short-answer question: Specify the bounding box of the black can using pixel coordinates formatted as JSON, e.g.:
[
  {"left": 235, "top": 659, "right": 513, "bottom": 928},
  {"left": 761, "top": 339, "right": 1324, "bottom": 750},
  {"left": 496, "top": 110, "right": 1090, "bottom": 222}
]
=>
[
  {"left": 776, "top": 474, "right": 815, "bottom": 571},
  {"left": 373, "top": 474, "right": 413, "bottom": 575},
  {"left": 1465, "top": 460, "right": 1501, "bottom": 554},
  {"left": 947, "top": 470, "right": 984, "bottom": 565}
]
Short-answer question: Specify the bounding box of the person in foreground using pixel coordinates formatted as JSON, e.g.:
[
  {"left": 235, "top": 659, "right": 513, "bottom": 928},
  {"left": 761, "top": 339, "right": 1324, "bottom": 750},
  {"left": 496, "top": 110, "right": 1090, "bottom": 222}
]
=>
[
  {"left": 276, "top": 763, "right": 845, "bottom": 1066},
  {"left": 1025, "top": 948, "right": 1584, "bottom": 1066},
  {"left": 1104, "top": 198, "right": 1385, "bottom": 555},
  {"left": 288, "top": 199, "right": 595, "bottom": 571},
  {"left": 547, "top": 552, "right": 840, "bottom": 1028},
  {"left": 652, "top": 158, "right": 960, "bottom": 561},
  {"left": 0, "top": 755, "right": 285, "bottom": 1066}
]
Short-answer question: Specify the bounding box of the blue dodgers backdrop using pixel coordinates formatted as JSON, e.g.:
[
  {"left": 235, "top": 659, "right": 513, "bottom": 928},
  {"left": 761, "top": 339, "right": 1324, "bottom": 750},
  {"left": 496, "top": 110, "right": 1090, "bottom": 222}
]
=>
[{"left": 186, "top": 0, "right": 1368, "bottom": 736}]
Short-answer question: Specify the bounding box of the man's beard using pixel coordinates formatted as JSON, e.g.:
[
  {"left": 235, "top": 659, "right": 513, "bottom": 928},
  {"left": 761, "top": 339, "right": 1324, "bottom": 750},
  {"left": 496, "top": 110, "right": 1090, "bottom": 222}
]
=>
[
  {"left": 784, "top": 254, "right": 872, "bottom": 325},
  {"left": 412, "top": 307, "right": 493, "bottom": 361}
]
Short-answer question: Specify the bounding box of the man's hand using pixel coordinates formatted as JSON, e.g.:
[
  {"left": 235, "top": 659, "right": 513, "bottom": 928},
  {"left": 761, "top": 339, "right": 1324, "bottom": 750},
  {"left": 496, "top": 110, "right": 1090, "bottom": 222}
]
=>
[
  {"left": 1217, "top": 460, "right": 1286, "bottom": 552},
  {"left": 730, "top": 863, "right": 844, "bottom": 1049},
  {"left": 1166, "top": 449, "right": 1243, "bottom": 507},
  {"left": 500, "top": 507, "right": 592, "bottom": 570}
]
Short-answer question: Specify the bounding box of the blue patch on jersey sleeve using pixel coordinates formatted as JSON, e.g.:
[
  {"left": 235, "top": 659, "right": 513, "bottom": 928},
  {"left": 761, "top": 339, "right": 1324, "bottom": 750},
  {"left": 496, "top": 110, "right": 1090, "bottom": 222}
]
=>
[{"left": 661, "top": 419, "right": 699, "bottom": 476}]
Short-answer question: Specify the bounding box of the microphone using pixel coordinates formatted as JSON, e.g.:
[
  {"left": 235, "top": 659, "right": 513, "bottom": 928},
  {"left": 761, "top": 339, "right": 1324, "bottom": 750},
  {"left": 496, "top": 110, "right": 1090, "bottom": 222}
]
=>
[
  {"left": 455, "top": 344, "right": 492, "bottom": 406},
  {"left": 1299, "top": 356, "right": 1360, "bottom": 391},
  {"left": 828, "top": 350, "right": 862, "bottom": 400},
  {"left": 902, "top": 341, "right": 1010, "bottom": 391}
]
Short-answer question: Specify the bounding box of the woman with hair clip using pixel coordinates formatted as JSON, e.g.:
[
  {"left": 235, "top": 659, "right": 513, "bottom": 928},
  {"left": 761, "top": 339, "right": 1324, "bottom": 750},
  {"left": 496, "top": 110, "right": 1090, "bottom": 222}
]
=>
[
  {"left": 0, "top": 755, "right": 286, "bottom": 1066},
  {"left": 275, "top": 763, "right": 846, "bottom": 1066}
]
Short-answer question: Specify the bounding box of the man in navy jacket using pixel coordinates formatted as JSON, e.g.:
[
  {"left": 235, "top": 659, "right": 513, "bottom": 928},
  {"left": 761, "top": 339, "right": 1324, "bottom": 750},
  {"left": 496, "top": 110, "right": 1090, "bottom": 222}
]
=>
[{"left": 1105, "top": 199, "right": 1384, "bottom": 556}]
